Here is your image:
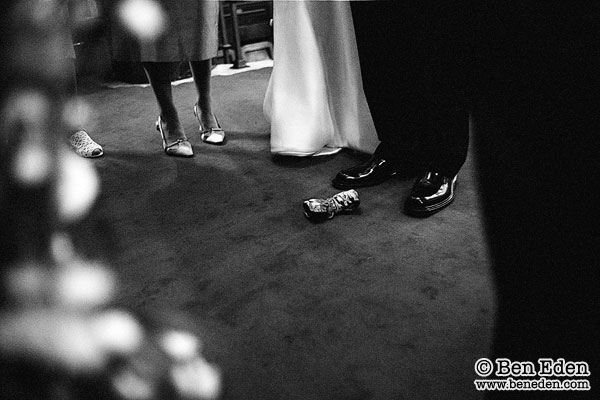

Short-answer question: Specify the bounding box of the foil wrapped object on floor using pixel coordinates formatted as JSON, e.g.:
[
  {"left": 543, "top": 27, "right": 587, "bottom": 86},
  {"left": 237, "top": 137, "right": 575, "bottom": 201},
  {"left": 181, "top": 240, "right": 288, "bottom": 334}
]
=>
[{"left": 303, "top": 189, "right": 360, "bottom": 221}]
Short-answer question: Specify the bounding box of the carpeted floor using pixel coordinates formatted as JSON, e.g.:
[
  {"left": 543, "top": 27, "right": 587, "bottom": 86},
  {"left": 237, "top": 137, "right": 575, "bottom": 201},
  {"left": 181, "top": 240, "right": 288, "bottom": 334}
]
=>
[{"left": 71, "top": 67, "right": 495, "bottom": 400}]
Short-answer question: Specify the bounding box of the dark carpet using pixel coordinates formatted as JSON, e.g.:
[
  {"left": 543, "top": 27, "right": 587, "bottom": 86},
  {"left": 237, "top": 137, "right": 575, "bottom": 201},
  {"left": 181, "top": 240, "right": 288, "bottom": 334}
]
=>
[{"left": 72, "top": 67, "right": 494, "bottom": 400}]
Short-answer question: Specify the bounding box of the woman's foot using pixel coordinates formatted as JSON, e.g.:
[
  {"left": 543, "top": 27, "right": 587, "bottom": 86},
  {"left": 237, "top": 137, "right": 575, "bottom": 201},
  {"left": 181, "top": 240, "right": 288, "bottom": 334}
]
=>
[
  {"left": 156, "top": 116, "right": 193, "bottom": 157},
  {"left": 194, "top": 104, "right": 225, "bottom": 145},
  {"left": 69, "top": 130, "right": 103, "bottom": 158}
]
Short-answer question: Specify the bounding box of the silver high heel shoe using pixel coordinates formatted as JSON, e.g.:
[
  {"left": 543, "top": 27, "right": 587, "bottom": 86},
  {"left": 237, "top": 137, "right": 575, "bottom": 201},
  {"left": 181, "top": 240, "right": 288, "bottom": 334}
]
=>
[
  {"left": 194, "top": 104, "right": 226, "bottom": 145},
  {"left": 156, "top": 116, "right": 193, "bottom": 157}
]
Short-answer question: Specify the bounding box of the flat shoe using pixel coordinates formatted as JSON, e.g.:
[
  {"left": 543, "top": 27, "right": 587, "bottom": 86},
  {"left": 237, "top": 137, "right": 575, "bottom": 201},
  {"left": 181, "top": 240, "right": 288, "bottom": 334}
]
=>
[
  {"left": 332, "top": 155, "right": 397, "bottom": 189},
  {"left": 69, "top": 130, "right": 103, "bottom": 158},
  {"left": 156, "top": 116, "right": 193, "bottom": 158},
  {"left": 404, "top": 172, "right": 458, "bottom": 217},
  {"left": 194, "top": 104, "right": 226, "bottom": 145}
]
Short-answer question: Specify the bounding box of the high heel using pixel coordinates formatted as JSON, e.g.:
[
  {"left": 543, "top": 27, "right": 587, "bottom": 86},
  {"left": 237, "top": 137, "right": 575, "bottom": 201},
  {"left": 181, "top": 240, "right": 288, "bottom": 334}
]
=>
[
  {"left": 156, "top": 116, "right": 193, "bottom": 157},
  {"left": 194, "top": 104, "right": 226, "bottom": 145}
]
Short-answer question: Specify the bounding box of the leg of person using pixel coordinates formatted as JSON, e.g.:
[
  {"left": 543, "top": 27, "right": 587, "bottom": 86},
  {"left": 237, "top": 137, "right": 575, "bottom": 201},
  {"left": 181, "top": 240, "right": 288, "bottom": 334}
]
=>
[
  {"left": 332, "top": 2, "right": 425, "bottom": 189},
  {"left": 65, "top": 57, "right": 103, "bottom": 158},
  {"left": 143, "top": 62, "right": 193, "bottom": 157},
  {"left": 403, "top": 7, "right": 472, "bottom": 217},
  {"left": 403, "top": 77, "right": 469, "bottom": 217},
  {"left": 402, "top": 109, "right": 468, "bottom": 217},
  {"left": 190, "top": 59, "right": 225, "bottom": 145}
]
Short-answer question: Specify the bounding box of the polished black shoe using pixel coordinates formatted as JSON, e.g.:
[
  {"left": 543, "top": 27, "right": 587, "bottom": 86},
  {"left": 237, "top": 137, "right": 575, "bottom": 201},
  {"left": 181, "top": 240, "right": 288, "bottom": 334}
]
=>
[
  {"left": 332, "top": 156, "right": 397, "bottom": 189},
  {"left": 404, "top": 172, "right": 458, "bottom": 217}
]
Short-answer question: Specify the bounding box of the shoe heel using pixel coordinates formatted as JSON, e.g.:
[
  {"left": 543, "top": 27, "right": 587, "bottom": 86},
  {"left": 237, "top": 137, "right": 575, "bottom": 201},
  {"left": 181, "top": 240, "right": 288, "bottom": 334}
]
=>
[{"left": 156, "top": 116, "right": 167, "bottom": 149}]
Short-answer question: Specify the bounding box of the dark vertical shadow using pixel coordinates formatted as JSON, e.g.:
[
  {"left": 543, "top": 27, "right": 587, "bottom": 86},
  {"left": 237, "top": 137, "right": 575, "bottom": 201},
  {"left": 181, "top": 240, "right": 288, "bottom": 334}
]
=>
[{"left": 472, "top": 3, "right": 600, "bottom": 397}]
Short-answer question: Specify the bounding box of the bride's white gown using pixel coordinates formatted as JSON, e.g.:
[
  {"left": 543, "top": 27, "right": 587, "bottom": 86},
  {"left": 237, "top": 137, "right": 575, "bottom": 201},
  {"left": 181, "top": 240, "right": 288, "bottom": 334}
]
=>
[{"left": 264, "top": 0, "right": 379, "bottom": 156}]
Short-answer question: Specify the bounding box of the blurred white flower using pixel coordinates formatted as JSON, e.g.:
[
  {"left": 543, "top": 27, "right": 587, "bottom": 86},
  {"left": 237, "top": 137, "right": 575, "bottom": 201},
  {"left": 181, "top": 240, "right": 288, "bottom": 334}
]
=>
[
  {"left": 54, "top": 260, "right": 116, "bottom": 309},
  {"left": 171, "top": 357, "right": 221, "bottom": 400},
  {"left": 56, "top": 147, "right": 100, "bottom": 223},
  {"left": 5, "top": 263, "right": 48, "bottom": 305},
  {"left": 2, "top": 90, "right": 52, "bottom": 187},
  {"left": 90, "top": 310, "right": 144, "bottom": 355},
  {"left": 117, "top": 0, "right": 167, "bottom": 41},
  {"left": 112, "top": 367, "right": 156, "bottom": 400},
  {"left": 0, "top": 310, "right": 107, "bottom": 374},
  {"left": 159, "top": 330, "right": 201, "bottom": 362},
  {"left": 13, "top": 141, "right": 52, "bottom": 186}
]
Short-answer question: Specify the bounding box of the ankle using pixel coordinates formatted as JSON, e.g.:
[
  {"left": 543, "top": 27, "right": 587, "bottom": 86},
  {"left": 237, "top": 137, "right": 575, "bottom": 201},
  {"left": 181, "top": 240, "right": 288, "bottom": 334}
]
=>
[
  {"left": 160, "top": 116, "right": 185, "bottom": 139},
  {"left": 196, "top": 107, "right": 217, "bottom": 128}
]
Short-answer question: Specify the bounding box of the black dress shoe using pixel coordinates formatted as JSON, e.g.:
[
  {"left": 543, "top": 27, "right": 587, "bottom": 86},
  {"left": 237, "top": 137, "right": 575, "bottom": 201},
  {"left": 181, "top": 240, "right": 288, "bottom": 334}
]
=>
[
  {"left": 332, "top": 156, "right": 397, "bottom": 189},
  {"left": 404, "top": 172, "right": 458, "bottom": 217}
]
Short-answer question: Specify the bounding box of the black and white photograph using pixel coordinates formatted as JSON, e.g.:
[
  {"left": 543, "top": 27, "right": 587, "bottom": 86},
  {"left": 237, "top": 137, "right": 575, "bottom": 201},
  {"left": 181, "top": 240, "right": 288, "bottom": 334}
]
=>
[{"left": 1, "top": 1, "right": 598, "bottom": 399}]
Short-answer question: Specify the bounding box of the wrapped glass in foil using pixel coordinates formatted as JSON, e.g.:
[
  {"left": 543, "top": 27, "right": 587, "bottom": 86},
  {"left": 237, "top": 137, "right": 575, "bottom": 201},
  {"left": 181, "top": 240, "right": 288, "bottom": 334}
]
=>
[{"left": 303, "top": 189, "right": 360, "bottom": 221}]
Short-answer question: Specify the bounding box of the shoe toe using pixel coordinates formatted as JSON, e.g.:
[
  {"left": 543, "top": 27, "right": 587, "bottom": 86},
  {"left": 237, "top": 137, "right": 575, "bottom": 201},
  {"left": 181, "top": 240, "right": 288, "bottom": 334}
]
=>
[
  {"left": 180, "top": 143, "right": 194, "bottom": 157},
  {"left": 179, "top": 142, "right": 194, "bottom": 157},
  {"left": 332, "top": 157, "right": 397, "bottom": 189},
  {"left": 405, "top": 175, "right": 457, "bottom": 217},
  {"left": 201, "top": 131, "right": 225, "bottom": 145},
  {"left": 205, "top": 135, "right": 224, "bottom": 144},
  {"left": 70, "top": 130, "right": 103, "bottom": 158},
  {"left": 334, "top": 171, "right": 352, "bottom": 181},
  {"left": 166, "top": 141, "right": 194, "bottom": 157}
]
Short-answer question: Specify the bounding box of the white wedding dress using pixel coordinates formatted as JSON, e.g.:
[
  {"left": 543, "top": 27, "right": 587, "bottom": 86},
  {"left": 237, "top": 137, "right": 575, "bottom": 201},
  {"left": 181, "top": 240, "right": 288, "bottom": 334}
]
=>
[{"left": 264, "top": 0, "right": 379, "bottom": 157}]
